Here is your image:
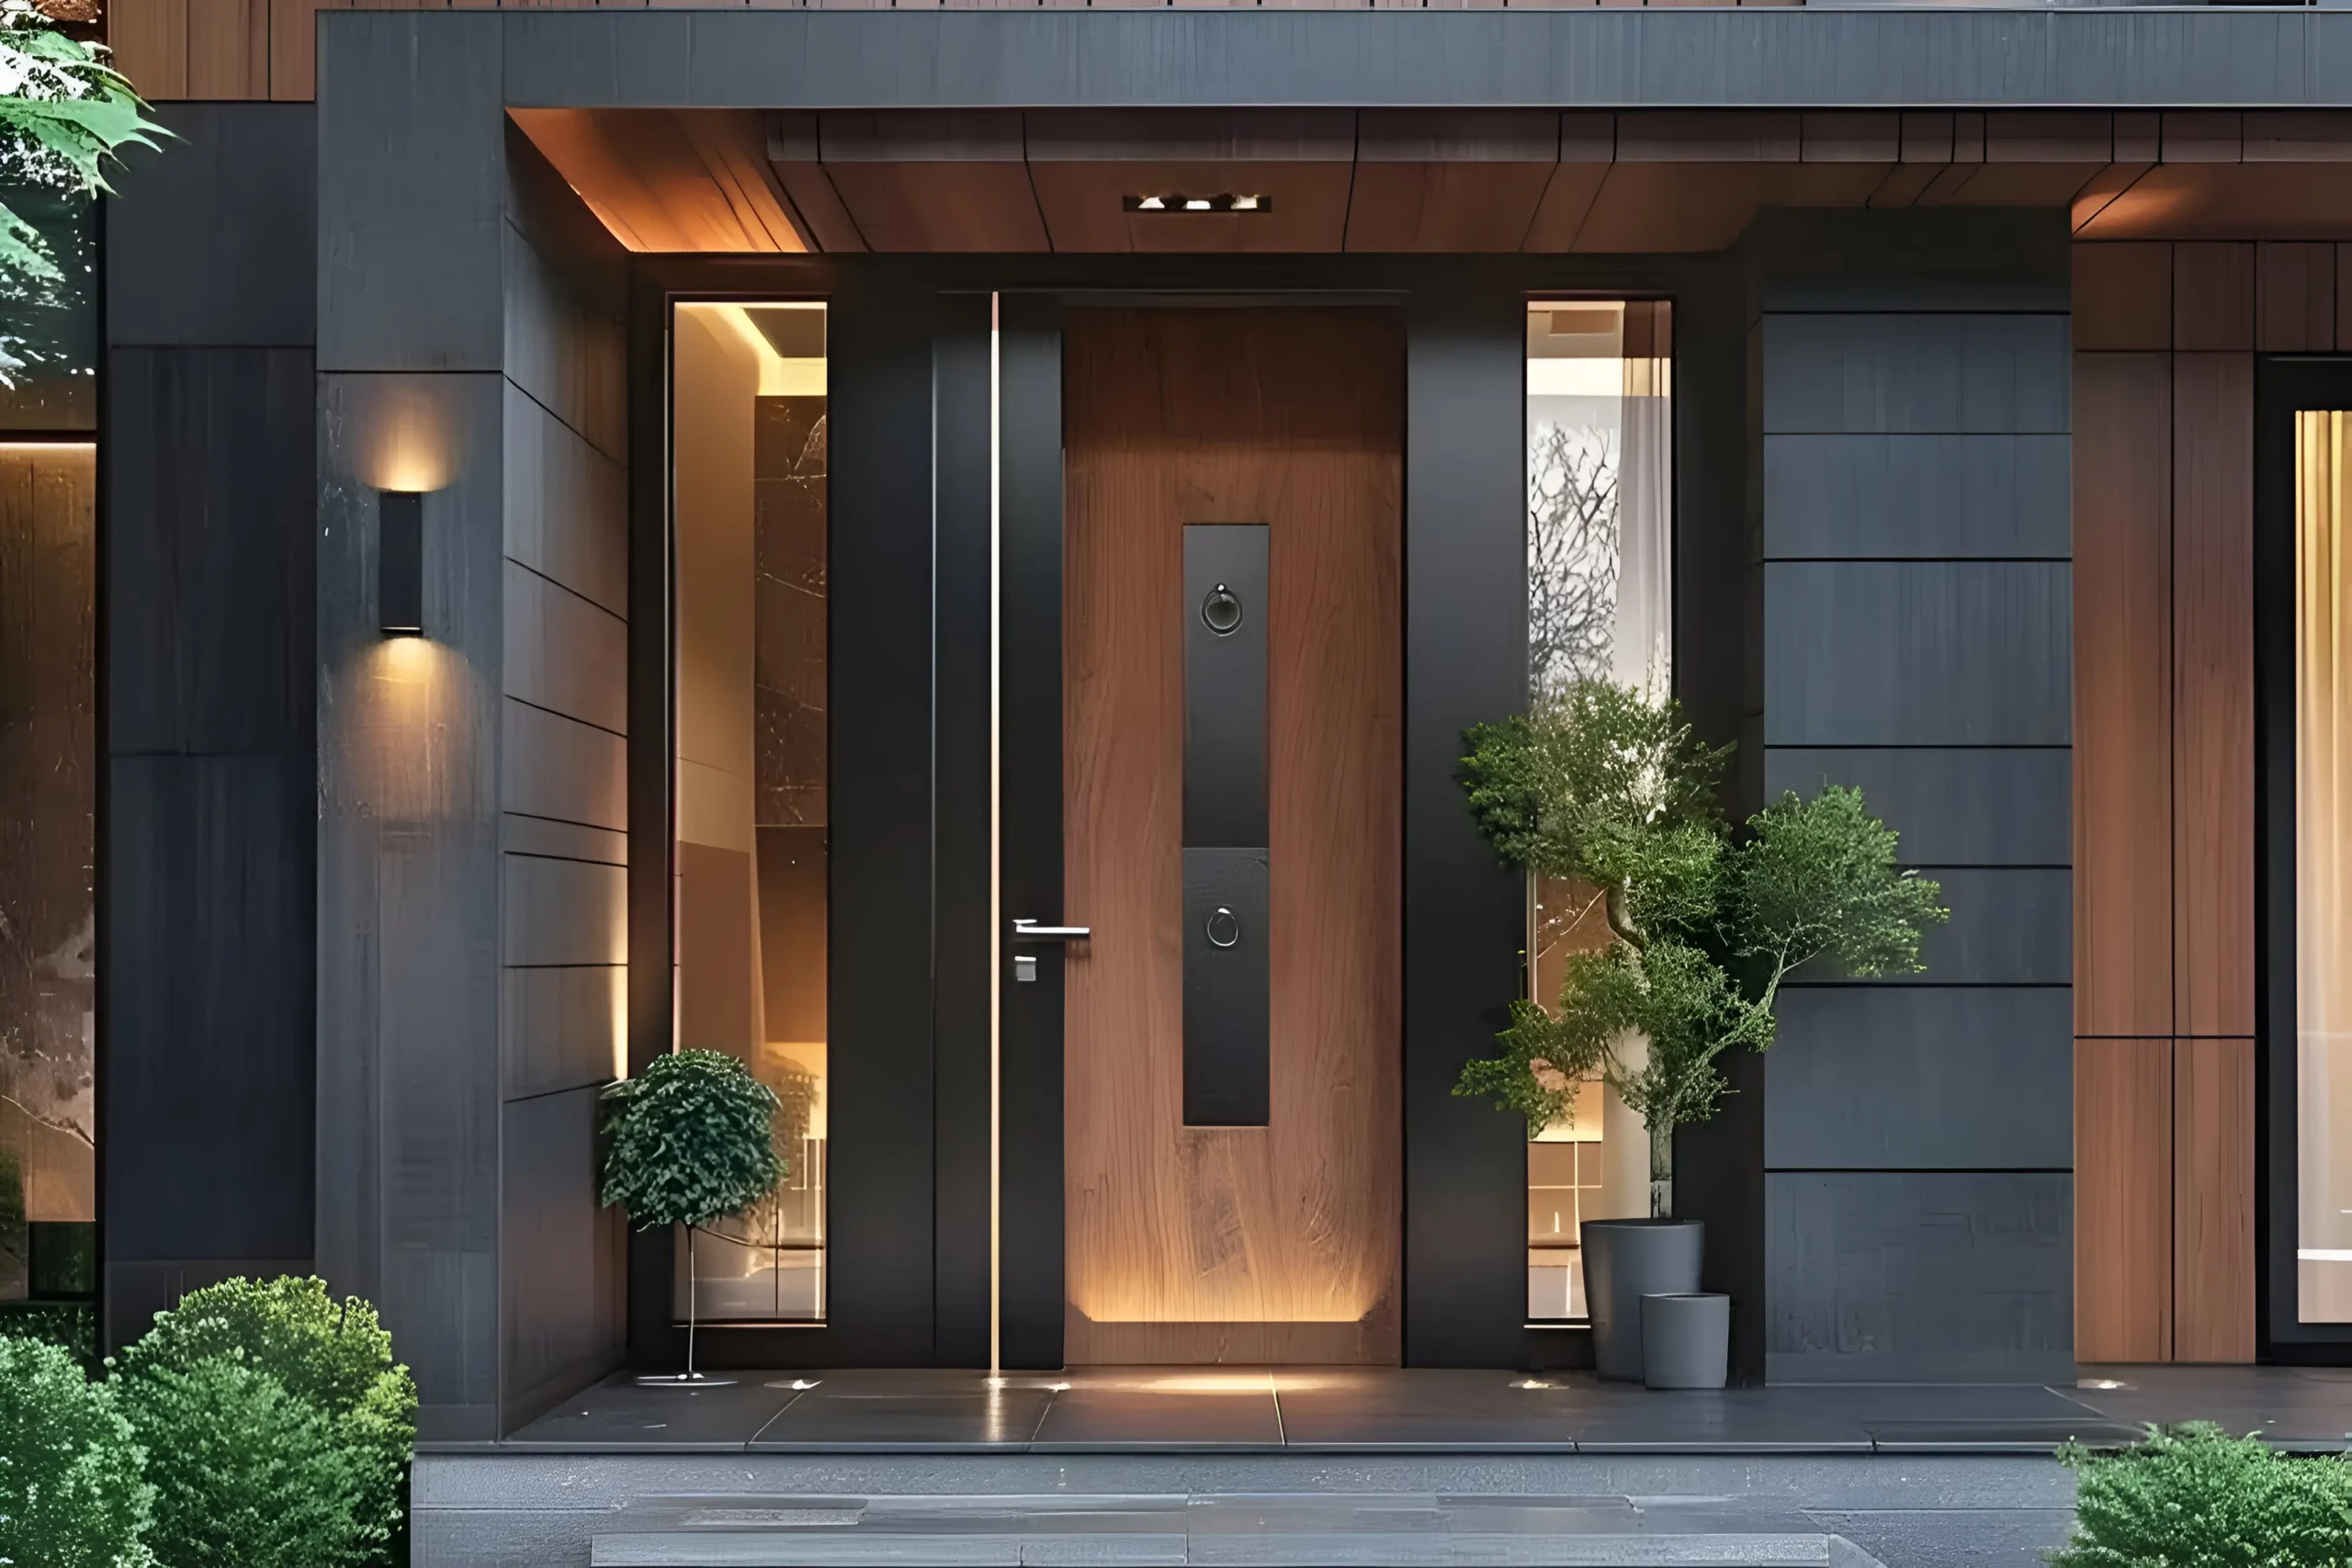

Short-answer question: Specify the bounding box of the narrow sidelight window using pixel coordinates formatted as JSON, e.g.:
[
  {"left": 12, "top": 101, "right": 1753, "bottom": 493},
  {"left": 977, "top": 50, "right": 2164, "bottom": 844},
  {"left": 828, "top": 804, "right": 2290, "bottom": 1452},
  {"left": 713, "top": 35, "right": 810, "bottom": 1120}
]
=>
[
  {"left": 2296, "top": 409, "right": 2352, "bottom": 1325},
  {"left": 670, "top": 301, "right": 830, "bottom": 1323},
  {"left": 1522, "top": 300, "right": 1672, "bottom": 1324}
]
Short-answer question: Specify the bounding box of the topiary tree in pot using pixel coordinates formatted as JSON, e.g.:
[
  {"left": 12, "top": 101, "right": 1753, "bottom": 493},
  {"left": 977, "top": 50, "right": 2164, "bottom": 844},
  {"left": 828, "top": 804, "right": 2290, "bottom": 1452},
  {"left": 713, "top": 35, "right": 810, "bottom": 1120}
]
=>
[
  {"left": 1456, "top": 677, "right": 1947, "bottom": 1381},
  {"left": 600, "top": 1048, "right": 784, "bottom": 1385}
]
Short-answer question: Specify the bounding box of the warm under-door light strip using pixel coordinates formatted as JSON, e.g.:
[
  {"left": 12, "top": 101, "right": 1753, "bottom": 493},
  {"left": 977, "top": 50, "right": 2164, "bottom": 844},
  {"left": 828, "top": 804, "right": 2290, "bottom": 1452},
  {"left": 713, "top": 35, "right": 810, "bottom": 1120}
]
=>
[{"left": 988, "top": 293, "right": 1003, "bottom": 1382}]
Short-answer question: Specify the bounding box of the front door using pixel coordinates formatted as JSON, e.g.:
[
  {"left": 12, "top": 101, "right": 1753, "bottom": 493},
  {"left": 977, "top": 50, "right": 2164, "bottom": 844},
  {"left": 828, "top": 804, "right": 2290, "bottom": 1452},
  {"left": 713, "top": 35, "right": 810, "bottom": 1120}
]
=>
[{"left": 1059, "top": 307, "right": 1404, "bottom": 1365}]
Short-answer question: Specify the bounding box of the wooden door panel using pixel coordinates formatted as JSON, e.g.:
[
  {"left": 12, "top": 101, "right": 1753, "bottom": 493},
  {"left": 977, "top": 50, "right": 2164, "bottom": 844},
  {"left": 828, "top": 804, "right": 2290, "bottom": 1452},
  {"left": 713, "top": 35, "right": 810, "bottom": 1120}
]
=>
[{"left": 1063, "top": 308, "right": 1403, "bottom": 1366}]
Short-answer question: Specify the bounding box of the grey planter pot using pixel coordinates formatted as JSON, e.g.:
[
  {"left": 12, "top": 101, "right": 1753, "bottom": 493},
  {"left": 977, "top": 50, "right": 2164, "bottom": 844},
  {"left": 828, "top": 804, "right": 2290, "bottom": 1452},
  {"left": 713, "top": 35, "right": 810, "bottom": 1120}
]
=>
[
  {"left": 1641, "top": 1292, "right": 1731, "bottom": 1390},
  {"left": 1581, "top": 1218, "right": 1703, "bottom": 1382}
]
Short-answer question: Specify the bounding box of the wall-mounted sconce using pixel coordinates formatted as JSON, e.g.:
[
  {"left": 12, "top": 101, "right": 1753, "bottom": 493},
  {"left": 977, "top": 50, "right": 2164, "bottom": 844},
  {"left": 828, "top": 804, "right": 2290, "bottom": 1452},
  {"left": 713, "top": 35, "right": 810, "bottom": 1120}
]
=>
[
  {"left": 379, "top": 491, "right": 424, "bottom": 636},
  {"left": 1123, "top": 194, "right": 1272, "bottom": 214}
]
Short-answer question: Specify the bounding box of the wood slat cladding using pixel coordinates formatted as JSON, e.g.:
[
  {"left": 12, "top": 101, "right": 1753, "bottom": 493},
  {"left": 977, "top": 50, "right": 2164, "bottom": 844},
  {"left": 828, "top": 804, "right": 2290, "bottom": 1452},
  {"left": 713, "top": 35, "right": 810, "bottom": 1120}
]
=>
[
  {"left": 2173, "top": 353, "right": 2255, "bottom": 1041},
  {"left": 487, "top": 107, "right": 2352, "bottom": 257},
  {"left": 2071, "top": 241, "right": 2267, "bottom": 1363},
  {"left": 2175, "top": 1038, "right": 2256, "bottom": 1363},
  {"left": 2074, "top": 353, "right": 2173, "bottom": 1041},
  {"left": 507, "top": 109, "right": 809, "bottom": 254},
  {"left": 2075, "top": 1039, "right": 2173, "bottom": 1364},
  {"left": 1061, "top": 308, "right": 1402, "bottom": 1366}
]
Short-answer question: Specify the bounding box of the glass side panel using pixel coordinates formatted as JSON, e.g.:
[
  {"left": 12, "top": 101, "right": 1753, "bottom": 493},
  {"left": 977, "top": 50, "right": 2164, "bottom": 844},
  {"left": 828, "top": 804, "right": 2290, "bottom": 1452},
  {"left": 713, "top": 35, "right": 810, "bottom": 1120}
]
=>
[
  {"left": 671, "top": 301, "right": 829, "bottom": 1323},
  {"left": 1523, "top": 299, "right": 1672, "bottom": 1323},
  {"left": 0, "top": 443, "right": 97, "bottom": 1318},
  {"left": 2297, "top": 408, "right": 2352, "bottom": 1325}
]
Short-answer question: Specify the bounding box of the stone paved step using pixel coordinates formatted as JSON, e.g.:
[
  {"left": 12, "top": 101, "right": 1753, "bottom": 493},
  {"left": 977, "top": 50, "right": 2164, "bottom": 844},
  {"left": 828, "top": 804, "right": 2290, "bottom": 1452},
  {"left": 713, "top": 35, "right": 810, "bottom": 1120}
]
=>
[{"left": 585, "top": 1493, "right": 1888, "bottom": 1567}]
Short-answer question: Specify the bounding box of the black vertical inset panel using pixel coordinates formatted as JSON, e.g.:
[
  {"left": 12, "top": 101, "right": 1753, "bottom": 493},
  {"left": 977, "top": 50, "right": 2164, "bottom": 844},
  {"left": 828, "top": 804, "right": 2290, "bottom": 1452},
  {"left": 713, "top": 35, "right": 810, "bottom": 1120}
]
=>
[
  {"left": 997, "top": 297, "right": 1066, "bottom": 1371},
  {"left": 932, "top": 295, "right": 993, "bottom": 1366},
  {"left": 1182, "top": 524, "right": 1270, "bottom": 1127},
  {"left": 1401, "top": 283, "right": 1529, "bottom": 1369},
  {"left": 818, "top": 265, "right": 938, "bottom": 1365},
  {"left": 1182, "top": 526, "right": 1268, "bottom": 846}
]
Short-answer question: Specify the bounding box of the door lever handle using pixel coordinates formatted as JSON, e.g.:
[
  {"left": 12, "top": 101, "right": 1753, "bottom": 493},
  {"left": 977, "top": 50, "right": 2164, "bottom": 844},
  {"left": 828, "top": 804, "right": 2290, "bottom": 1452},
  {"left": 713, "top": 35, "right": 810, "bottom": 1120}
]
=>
[{"left": 1012, "top": 919, "right": 1091, "bottom": 942}]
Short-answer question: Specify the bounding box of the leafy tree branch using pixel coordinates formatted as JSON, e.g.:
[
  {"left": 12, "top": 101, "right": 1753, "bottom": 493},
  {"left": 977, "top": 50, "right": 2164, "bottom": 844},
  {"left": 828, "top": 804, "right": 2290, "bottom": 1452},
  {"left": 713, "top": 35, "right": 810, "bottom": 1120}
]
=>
[
  {"left": 0, "top": 0, "right": 168, "bottom": 383},
  {"left": 1453, "top": 677, "right": 1948, "bottom": 1218}
]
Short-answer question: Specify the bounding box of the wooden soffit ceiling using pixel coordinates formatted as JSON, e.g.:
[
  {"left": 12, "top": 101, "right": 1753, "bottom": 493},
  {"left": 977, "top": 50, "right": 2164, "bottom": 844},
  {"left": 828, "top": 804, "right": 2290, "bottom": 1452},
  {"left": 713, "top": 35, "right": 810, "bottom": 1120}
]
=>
[{"left": 509, "top": 107, "right": 2352, "bottom": 256}]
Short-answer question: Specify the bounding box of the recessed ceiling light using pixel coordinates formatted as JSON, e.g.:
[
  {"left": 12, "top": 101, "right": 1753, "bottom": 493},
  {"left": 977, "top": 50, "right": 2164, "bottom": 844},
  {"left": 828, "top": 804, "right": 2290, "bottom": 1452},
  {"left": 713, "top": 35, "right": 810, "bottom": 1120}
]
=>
[{"left": 1122, "top": 194, "right": 1275, "bottom": 215}]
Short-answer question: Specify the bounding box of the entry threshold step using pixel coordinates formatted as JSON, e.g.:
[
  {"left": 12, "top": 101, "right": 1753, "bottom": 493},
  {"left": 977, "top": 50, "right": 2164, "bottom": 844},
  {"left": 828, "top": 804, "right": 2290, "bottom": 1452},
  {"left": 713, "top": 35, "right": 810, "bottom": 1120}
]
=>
[{"left": 587, "top": 1493, "right": 1889, "bottom": 1567}]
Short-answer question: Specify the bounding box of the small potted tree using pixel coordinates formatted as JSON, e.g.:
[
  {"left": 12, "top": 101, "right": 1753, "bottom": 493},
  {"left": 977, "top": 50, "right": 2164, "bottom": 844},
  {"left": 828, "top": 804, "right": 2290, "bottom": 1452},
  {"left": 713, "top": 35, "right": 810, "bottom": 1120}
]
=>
[
  {"left": 1458, "top": 678, "right": 1947, "bottom": 1384},
  {"left": 601, "top": 1048, "right": 784, "bottom": 1386}
]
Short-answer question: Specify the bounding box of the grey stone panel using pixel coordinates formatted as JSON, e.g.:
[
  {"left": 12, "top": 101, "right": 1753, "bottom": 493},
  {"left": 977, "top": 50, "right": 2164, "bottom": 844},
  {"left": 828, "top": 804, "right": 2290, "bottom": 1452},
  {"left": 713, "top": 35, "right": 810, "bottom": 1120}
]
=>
[
  {"left": 1761, "top": 434, "right": 2070, "bottom": 560},
  {"left": 316, "top": 371, "right": 506, "bottom": 1436},
  {"left": 107, "top": 104, "right": 317, "bottom": 349},
  {"left": 106, "top": 347, "right": 316, "bottom": 756},
  {"left": 105, "top": 753, "right": 316, "bottom": 1259},
  {"left": 492, "top": 9, "right": 2346, "bottom": 112},
  {"left": 503, "top": 966, "right": 625, "bottom": 1101},
  {"left": 501, "top": 1087, "right": 625, "bottom": 1427},
  {"left": 1745, "top": 210, "right": 2070, "bottom": 317},
  {"left": 503, "top": 697, "right": 627, "bottom": 829},
  {"left": 1792, "top": 867, "right": 2070, "bottom": 988},
  {"left": 317, "top": 11, "right": 505, "bottom": 373},
  {"left": 1762, "top": 562, "right": 2071, "bottom": 747},
  {"left": 1761, "top": 748, "right": 2070, "bottom": 869},
  {"left": 503, "top": 381, "right": 627, "bottom": 617},
  {"left": 503, "top": 560, "right": 627, "bottom": 733},
  {"left": 1760, "top": 314, "right": 2069, "bottom": 437},
  {"left": 502, "top": 814, "right": 626, "bottom": 867},
  {"left": 1766, "top": 1172, "right": 2074, "bottom": 1383},
  {"left": 503, "top": 220, "right": 627, "bottom": 464},
  {"left": 503, "top": 854, "right": 627, "bottom": 968},
  {"left": 1763, "top": 988, "right": 2072, "bottom": 1172}
]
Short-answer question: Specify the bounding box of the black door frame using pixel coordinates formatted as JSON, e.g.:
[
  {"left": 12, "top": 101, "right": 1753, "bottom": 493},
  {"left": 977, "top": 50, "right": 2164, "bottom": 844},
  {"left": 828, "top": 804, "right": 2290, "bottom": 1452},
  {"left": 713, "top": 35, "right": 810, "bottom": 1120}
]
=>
[
  {"left": 2254, "top": 354, "right": 2352, "bottom": 1362},
  {"left": 623, "top": 253, "right": 1737, "bottom": 1374}
]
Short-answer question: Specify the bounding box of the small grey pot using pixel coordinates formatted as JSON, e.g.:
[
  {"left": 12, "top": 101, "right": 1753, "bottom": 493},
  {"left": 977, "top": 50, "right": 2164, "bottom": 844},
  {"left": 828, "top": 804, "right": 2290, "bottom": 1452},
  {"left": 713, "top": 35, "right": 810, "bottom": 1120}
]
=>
[
  {"left": 1580, "top": 1219, "right": 1703, "bottom": 1382},
  {"left": 1641, "top": 1292, "right": 1731, "bottom": 1391}
]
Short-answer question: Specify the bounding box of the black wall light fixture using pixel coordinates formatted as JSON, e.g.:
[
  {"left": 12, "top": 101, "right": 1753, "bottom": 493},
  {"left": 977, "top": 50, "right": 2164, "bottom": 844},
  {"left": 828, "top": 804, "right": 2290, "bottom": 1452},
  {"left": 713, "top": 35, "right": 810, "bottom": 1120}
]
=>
[{"left": 379, "top": 491, "right": 424, "bottom": 635}]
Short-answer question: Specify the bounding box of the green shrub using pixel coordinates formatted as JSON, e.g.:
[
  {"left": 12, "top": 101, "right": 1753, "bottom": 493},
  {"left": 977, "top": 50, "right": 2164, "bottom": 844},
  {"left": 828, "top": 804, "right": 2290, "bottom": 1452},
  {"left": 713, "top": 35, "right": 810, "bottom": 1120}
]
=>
[
  {"left": 0, "top": 1336, "right": 154, "bottom": 1568},
  {"left": 109, "top": 1277, "right": 415, "bottom": 1567},
  {"left": 115, "top": 1354, "right": 366, "bottom": 1568},
  {"left": 2055, "top": 1422, "right": 2352, "bottom": 1567},
  {"left": 0, "top": 1299, "right": 99, "bottom": 1370}
]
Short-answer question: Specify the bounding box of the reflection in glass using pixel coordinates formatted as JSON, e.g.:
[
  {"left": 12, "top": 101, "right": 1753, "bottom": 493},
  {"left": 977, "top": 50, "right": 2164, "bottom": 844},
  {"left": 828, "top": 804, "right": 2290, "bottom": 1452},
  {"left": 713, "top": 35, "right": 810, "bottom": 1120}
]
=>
[
  {"left": 0, "top": 445, "right": 96, "bottom": 1314},
  {"left": 1523, "top": 300, "right": 1672, "bottom": 1322},
  {"left": 671, "top": 301, "right": 829, "bottom": 1322},
  {"left": 2297, "top": 410, "right": 2352, "bottom": 1323}
]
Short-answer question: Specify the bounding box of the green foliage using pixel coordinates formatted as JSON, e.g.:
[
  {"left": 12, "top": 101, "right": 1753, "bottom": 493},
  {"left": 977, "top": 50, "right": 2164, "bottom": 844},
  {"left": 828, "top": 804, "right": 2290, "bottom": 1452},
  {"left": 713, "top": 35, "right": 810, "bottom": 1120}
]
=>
[
  {"left": 601, "top": 1048, "right": 786, "bottom": 1231},
  {"left": 0, "top": 1301, "right": 99, "bottom": 1370},
  {"left": 1461, "top": 683, "right": 1730, "bottom": 944},
  {"left": 0, "top": 1336, "right": 154, "bottom": 1568},
  {"left": 109, "top": 1277, "right": 415, "bottom": 1566},
  {"left": 116, "top": 1354, "right": 368, "bottom": 1568},
  {"left": 2054, "top": 1423, "right": 2352, "bottom": 1567},
  {"left": 0, "top": 0, "right": 170, "bottom": 382},
  {"left": 1453, "top": 678, "right": 1949, "bottom": 1213}
]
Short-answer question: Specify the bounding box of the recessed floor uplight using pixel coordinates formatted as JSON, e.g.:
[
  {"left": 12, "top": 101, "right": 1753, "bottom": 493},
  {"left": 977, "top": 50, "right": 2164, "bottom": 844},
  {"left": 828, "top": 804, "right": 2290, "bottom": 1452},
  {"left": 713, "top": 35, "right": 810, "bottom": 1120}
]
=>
[{"left": 1122, "top": 194, "right": 1274, "bottom": 215}]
